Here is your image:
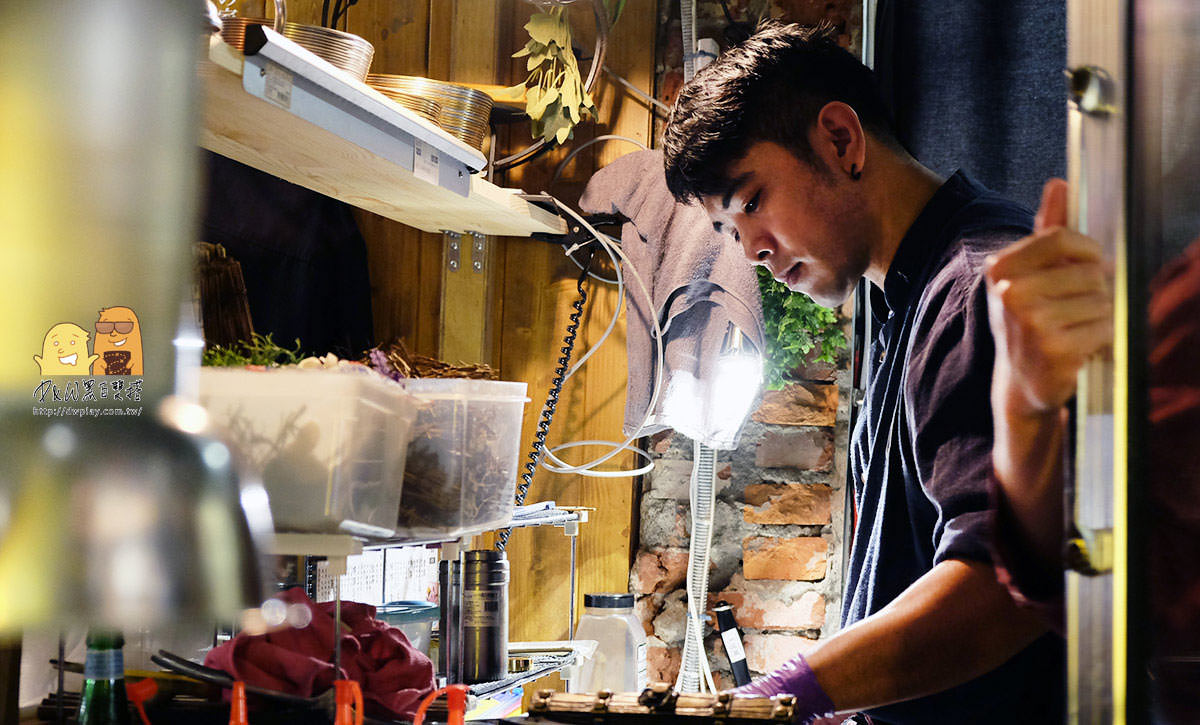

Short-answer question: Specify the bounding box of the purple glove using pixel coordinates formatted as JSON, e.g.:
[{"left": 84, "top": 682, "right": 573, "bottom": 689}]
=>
[{"left": 730, "top": 654, "right": 835, "bottom": 724}]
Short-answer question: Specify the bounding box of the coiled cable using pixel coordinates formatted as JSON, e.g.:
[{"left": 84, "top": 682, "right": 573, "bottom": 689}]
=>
[{"left": 496, "top": 247, "right": 596, "bottom": 552}]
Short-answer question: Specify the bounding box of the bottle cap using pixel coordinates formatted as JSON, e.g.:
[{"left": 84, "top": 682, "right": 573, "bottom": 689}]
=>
[{"left": 584, "top": 592, "right": 634, "bottom": 608}]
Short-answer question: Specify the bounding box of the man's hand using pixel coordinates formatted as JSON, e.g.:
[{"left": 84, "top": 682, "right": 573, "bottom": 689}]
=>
[
  {"left": 985, "top": 178, "right": 1115, "bottom": 571},
  {"left": 984, "top": 178, "right": 1112, "bottom": 420}
]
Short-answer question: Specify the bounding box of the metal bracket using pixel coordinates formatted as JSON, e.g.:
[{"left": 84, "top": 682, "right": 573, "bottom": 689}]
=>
[
  {"left": 1065, "top": 526, "right": 1114, "bottom": 576},
  {"left": 1066, "top": 65, "right": 1117, "bottom": 117},
  {"left": 443, "top": 231, "right": 462, "bottom": 272},
  {"left": 468, "top": 232, "right": 487, "bottom": 274}
]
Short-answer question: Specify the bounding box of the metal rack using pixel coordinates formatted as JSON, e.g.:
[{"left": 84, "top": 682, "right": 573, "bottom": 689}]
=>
[{"left": 266, "top": 504, "right": 592, "bottom": 699}]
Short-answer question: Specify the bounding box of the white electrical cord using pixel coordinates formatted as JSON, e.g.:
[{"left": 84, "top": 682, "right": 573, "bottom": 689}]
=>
[
  {"left": 531, "top": 198, "right": 665, "bottom": 478},
  {"left": 549, "top": 134, "right": 650, "bottom": 192}
]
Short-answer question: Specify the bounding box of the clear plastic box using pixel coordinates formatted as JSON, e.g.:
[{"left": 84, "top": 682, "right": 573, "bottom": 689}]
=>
[
  {"left": 393, "top": 379, "right": 529, "bottom": 541},
  {"left": 199, "top": 367, "right": 417, "bottom": 537}
]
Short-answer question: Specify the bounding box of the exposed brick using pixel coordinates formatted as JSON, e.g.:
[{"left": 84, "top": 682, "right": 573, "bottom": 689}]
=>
[
  {"left": 634, "top": 595, "right": 663, "bottom": 636},
  {"left": 753, "top": 382, "right": 838, "bottom": 427},
  {"left": 754, "top": 428, "right": 833, "bottom": 471},
  {"left": 743, "top": 633, "right": 817, "bottom": 675},
  {"left": 742, "top": 537, "right": 828, "bottom": 581},
  {"left": 650, "top": 590, "right": 688, "bottom": 646},
  {"left": 709, "top": 588, "right": 826, "bottom": 631},
  {"left": 743, "top": 483, "right": 832, "bottom": 525},
  {"left": 646, "top": 638, "right": 681, "bottom": 684},
  {"left": 717, "top": 463, "right": 733, "bottom": 480},
  {"left": 632, "top": 548, "right": 689, "bottom": 594},
  {"left": 651, "top": 430, "right": 674, "bottom": 455},
  {"left": 646, "top": 459, "right": 695, "bottom": 500},
  {"left": 713, "top": 670, "right": 738, "bottom": 692}
]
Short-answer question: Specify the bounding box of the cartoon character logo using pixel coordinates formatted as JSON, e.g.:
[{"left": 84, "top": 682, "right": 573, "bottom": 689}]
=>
[
  {"left": 33, "top": 323, "right": 100, "bottom": 375},
  {"left": 93, "top": 306, "right": 143, "bottom": 376}
]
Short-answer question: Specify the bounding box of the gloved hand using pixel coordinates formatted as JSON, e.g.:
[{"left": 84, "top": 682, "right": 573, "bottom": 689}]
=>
[{"left": 729, "top": 654, "right": 835, "bottom": 724}]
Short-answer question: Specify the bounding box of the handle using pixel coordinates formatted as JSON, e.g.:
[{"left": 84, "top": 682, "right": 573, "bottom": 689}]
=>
[
  {"left": 272, "top": 0, "right": 286, "bottom": 34},
  {"left": 228, "top": 681, "right": 248, "bottom": 725},
  {"left": 125, "top": 678, "right": 158, "bottom": 725},
  {"left": 334, "top": 679, "right": 364, "bottom": 725},
  {"left": 413, "top": 684, "right": 469, "bottom": 725}
]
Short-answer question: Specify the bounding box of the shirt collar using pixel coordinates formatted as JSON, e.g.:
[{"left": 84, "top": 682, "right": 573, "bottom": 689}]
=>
[{"left": 873, "top": 170, "right": 986, "bottom": 320}]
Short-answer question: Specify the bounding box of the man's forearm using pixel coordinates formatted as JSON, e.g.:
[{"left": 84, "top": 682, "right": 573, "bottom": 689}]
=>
[
  {"left": 992, "top": 380, "right": 1067, "bottom": 567},
  {"left": 803, "top": 559, "right": 1048, "bottom": 713}
]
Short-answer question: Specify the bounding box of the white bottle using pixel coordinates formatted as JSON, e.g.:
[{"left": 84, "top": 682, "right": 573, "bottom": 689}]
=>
[{"left": 570, "top": 593, "right": 648, "bottom": 693}]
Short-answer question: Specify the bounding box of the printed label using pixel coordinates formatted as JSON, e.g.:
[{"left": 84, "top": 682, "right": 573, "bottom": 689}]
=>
[
  {"left": 636, "top": 641, "right": 648, "bottom": 689},
  {"left": 413, "top": 139, "right": 440, "bottom": 186},
  {"left": 462, "top": 590, "right": 500, "bottom": 628},
  {"left": 84, "top": 650, "right": 124, "bottom": 681},
  {"left": 264, "top": 63, "right": 293, "bottom": 109},
  {"left": 720, "top": 629, "right": 747, "bottom": 663}
]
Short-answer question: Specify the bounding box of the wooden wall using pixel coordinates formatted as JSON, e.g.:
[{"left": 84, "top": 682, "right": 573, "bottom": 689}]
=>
[{"left": 281, "top": 0, "right": 656, "bottom": 655}]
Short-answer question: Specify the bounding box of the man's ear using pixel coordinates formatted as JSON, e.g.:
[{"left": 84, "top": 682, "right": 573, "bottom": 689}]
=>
[{"left": 814, "top": 102, "right": 867, "bottom": 178}]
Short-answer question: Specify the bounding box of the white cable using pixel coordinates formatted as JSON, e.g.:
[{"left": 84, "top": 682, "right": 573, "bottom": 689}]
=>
[
  {"left": 550, "top": 134, "right": 649, "bottom": 192},
  {"left": 603, "top": 66, "right": 672, "bottom": 115},
  {"left": 542, "top": 204, "right": 661, "bottom": 474},
  {"left": 532, "top": 198, "right": 665, "bottom": 478}
]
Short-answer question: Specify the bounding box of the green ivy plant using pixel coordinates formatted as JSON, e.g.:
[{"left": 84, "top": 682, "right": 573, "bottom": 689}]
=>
[
  {"left": 511, "top": 7, "right": 597, "bottom": 145},
  {"left": 201, "top": 333, "right": 304, "bottom": 367},
  {"left": 757, "top": 267, "right": 847, "bottom": 390}
]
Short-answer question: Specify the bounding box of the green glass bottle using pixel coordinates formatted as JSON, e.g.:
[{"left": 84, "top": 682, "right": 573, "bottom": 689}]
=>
[{"left": 77, "top": 630, "right": 132, "bottom": 725}]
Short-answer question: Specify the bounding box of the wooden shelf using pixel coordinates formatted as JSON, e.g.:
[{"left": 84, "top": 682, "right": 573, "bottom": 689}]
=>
[{"left": 199, "top": 36, "right": 565, "bottom": 237}]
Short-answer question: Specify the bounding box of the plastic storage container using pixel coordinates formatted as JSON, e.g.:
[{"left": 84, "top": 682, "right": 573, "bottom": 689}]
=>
[
  {"left": 376, "top": 601, "right": 439, "bottom": 655},
  {"left": 199, "top": 367, "right": 417, "bottom": 537},
  {"left": 569, "top": 593, "right": 648, "bottom": 693},
  {"left": 393, "top": 379, "right": 528, "bottom": 540}
]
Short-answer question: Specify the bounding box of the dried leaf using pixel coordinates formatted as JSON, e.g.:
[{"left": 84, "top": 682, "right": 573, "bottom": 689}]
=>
[
  {"left": 528, "top": 85, "right": 559, "bottom": 119},
  {"left": 525, "top": 11, "right": 564, "bottom": 46}
]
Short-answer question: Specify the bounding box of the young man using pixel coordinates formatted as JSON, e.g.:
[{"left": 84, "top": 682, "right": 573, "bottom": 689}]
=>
[{"left": 662, "top": 22, "right": 1064, "bottom": 723}]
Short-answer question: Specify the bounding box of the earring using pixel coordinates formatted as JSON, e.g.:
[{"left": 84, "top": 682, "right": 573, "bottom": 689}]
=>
[{"left": 850, "top": 163, "right": 862, "bottom": 181}]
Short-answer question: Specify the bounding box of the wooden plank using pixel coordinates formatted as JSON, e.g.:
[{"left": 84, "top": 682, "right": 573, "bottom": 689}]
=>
[
  {"left": 498, "top": 0, "right": 654, "bottom": 661},
  {"left": 429, "top": 0, "right": 507, "bottom": 364},
  {"left": 198, "top": 54, "right": 564, "bottom": 236}
]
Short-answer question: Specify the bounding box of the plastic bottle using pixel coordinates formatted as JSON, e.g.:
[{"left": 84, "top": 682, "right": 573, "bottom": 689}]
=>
[
  {"left": 570, "top": 593, "right": 647, "bottom": 693},
  {"left": 78, "top": 630, "right": 131, "bottom": 725}
]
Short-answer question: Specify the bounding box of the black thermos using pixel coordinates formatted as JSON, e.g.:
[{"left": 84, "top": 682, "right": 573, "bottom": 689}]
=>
[{"left": 461, "top": 550, "right": 509, "bottom": 684}]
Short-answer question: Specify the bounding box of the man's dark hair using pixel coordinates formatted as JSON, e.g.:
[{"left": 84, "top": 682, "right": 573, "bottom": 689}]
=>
[{"left": 662, "top": 21, "right": 902, "bottom": 204}]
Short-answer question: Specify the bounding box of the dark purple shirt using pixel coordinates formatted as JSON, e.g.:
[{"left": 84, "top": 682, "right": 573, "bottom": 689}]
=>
[{"left": 843, "top": 171, "right": 1065, "bottom": 723}]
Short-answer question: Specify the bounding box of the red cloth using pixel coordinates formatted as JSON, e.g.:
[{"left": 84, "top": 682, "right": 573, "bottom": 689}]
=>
[{"left": 205, "top": 588, "right": 435, "bottom": 720}]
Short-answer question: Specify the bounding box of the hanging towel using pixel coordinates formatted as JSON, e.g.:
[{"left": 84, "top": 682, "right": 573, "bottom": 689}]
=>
[{"left": 579, "top": 149, "right": 764, "bottom": 449}]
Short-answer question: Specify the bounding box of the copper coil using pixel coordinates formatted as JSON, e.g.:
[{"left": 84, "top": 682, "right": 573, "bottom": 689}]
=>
[
  {"left": 220, "top": 17, "right": 374, "bottom": 82},
  {"left": 366, "top": 74, "right": 493, "bottom": 151}
]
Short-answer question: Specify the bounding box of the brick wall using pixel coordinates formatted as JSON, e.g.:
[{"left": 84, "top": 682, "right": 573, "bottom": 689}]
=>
[
  {"left": 635, "top": 0, "right": 860, "bottom": 687},
  {"left": 632, "top": 342, "right": 853, "bottom": 687}
]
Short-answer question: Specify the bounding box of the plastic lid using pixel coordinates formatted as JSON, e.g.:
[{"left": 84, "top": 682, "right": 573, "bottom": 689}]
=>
[
  {"left": 584, "top": 592, "right": 634, "bottom": 608},
  {"left": 376, "top": 600, "right": 439, "bottom": 623}
]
